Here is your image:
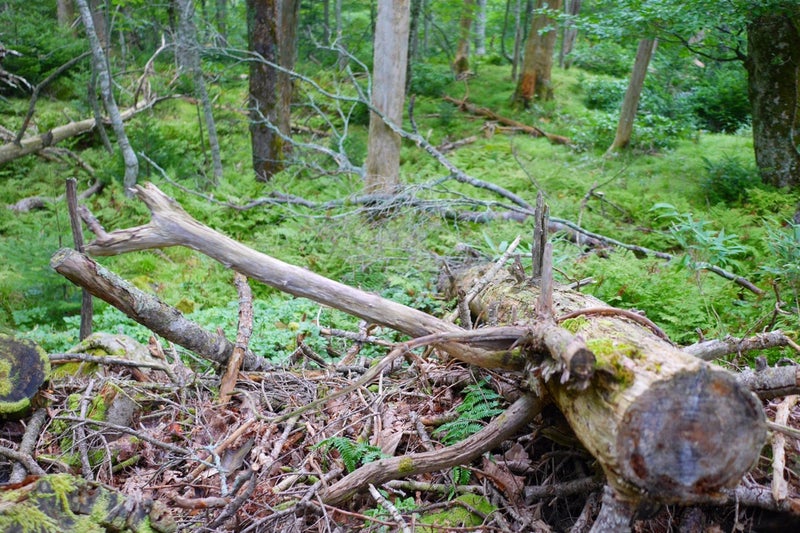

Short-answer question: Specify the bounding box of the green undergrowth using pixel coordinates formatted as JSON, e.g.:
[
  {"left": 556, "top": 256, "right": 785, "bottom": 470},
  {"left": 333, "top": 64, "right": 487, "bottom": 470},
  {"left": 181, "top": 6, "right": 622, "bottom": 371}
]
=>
[{"left": 2, "top": 57, "right": 799, "bottom": 369}]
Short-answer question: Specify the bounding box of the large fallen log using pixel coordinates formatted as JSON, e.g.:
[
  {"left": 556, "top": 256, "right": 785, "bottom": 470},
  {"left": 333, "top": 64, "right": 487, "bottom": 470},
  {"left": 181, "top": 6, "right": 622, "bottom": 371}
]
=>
[
  {"left": 449, "top": 264, "right": 767, "bottom": 507},
  {"left": 61, "top": 183, "right": 767, "bottom": 522}
]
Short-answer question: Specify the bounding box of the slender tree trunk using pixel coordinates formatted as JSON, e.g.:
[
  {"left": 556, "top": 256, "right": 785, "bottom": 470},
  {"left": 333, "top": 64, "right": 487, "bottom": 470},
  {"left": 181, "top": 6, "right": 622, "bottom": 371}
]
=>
[
  {"left": 606, "top": 38, "right": 657, "bottom": 155},
  {"left": 245, "top": 0, "right": 298, "bottom": 182},
  {"left": 745, "top": 11, "right": 800, "bottom": 188},
  {"left": 407, "top": 0, "right": 423, "bottom": 93},
  {"left": 57, "top": 0, "right": 75, "bottom": 27},
  {"left": 475, "top": 0, "right": 487, "bottom": 56},
  {"left": 559, "top": 0, "right": 581, "bottom": 68},
  {"left": 513, "top": 0, "right": 562, "bottom": 106},
  {"left": 335, "top": 0, "right": 346, "bottom": 69},
  {"left": 175, "top": 0, "right": 223, "bottom": 185},
  {"left": 453, "top": 0, "right": 475, "bottom": 77},
  {"left": 364, "top": 0, "right": 410, "bottom": 194},
  {"left": 214, "top": 0, "right": 228, "bottom": 46},
  {"left": 75, "top": 0, "right": 139, "bottom": 194},
  {"left": 511, "top": 0, "right": 522, "bottom": 81}
]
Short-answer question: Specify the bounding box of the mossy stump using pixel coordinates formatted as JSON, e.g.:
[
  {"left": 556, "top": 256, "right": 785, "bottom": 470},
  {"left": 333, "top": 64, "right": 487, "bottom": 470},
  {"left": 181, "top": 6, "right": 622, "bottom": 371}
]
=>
[{"left": 0, "top": 334, "right": 50, "bottom": 418}]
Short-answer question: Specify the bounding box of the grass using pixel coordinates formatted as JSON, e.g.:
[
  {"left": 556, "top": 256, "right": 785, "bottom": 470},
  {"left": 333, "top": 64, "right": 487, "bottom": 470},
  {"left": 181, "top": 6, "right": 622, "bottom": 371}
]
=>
[{"left": 1, "top": 59, "right": 797, "bottom": 366}]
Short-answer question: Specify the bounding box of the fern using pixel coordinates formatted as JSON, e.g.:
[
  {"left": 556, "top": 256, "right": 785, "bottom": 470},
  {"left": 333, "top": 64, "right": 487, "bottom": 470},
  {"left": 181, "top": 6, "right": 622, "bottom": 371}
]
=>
[
  {"left": 436, "top": 379, "right": 505, "bottom": 445},
  {"left": 314, "top": 436, "right": 385, "bottom": 473}
]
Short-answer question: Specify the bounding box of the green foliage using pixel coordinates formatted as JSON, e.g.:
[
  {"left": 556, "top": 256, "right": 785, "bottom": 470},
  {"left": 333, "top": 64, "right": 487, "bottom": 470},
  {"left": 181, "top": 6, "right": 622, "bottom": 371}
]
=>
[
  {"left": 314, "top": 436, "right": 385, "bottom": 473},
  {"left": 435, "top": 379, "right": 504, "bottom": 445},
  {"left": 409, "top": 63, "right": 453, "bottom": 97},
  {"left": 700, "top": 155, "right": 761, "bottom": 205},
  {"left": 762, "top": 221, "right": 800, "bottom": 300},
  {"left": 690, "top": 65, "right": 751, "bottom": 133},
  {"left": 651, "top": 203, "right": 750, "bottom": 269},
  {"left": 571, "top": 41, "right": 634, "bottom": 78},
  {"left": 582, "top": 78, "right": 628, "bottom": 112}
]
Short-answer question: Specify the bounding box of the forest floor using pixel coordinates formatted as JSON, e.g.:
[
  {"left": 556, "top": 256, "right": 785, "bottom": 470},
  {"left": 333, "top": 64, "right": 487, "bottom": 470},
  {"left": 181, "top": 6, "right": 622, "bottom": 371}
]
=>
[{"left": 3, "top": 302, "right": 800, "bottom": 532}]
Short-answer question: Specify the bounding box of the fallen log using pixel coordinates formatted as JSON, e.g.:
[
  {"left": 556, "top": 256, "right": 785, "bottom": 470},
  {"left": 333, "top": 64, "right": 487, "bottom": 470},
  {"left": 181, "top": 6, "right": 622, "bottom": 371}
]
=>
[
  {"left": 443, "top": 95, "right": 571, "bottom": 145},
  {"left": 450, "top": 263, "right": 767, "bottom": 507},
  {"left": 0, "top": 98, "right": 158, "bottom": 166}
]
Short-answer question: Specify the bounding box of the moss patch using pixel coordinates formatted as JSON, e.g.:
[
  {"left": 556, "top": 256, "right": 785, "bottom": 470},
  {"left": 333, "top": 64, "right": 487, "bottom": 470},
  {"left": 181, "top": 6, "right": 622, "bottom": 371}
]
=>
[{"left": 587, "top": 338, "right": 640, "bottom": 387}]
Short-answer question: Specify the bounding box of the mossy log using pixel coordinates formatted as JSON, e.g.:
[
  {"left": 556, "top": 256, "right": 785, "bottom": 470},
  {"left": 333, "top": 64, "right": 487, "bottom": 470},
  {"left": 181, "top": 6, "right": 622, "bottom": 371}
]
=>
[
  {"left": 0, "top": 334, "right": 49, "bottom": 417},
  {"left": 452, "top": 265, "right": 767, "bottom": 505}
]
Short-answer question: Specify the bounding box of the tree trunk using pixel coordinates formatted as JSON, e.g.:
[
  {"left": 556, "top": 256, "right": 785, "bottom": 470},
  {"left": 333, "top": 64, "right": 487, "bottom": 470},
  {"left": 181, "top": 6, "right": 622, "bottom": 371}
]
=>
[
  {"left": 245, "top": 0, "right": 298, "bottom": 182},
  {"left": 75, "top": 0, "right": 139, "bottom": 194},
  {"left": 511, "top": 0, "right": 522, "bottom": 81},
  {"left": 745, "top": 11, "right": 800, "bottom": 188},
  {"left": 606, "top": 38, "right": 657, "bottom": 155},
  {"left": 559, "top": 0, "right": 581, "bottom": 68},
  {"left": 175, "top": 0, "right": 223, "bottom": 185},
  {"left": 214, "top": 0, "right": 228, "bottom": 45},
  {"left": 513, "top": 0, "right": 562, "bottom": 106},
  {"left": 475, "top": 0, "right": 487, "bottom": 56},
  {"left": 406, "top": 0, "right": 423, "bottom": 92},
  {"left": 364, "top": 0, "right": 410, "bottom": 194},
  {"left": 452, "top": 0, "right": 474, "bottom": 77}
]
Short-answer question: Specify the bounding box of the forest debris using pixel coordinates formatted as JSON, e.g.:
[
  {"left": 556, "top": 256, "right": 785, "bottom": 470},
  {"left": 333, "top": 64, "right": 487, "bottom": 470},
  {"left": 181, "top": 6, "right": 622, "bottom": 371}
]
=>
[
  {"left": 771, "top": 395, "right": 799, "bottom": 502},
  {"left": 738, "top": 364, "right": 800, "bottom": 400},
  {"left": 219, "top": 273, "right": 253, "bottom": 404},
  {"left": 684, "top": 330, "right": 800, "bottom": 361}
]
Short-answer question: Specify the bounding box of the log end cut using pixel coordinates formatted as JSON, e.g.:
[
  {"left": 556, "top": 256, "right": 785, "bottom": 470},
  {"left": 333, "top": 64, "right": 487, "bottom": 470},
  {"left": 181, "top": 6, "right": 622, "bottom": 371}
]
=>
[{"left": 616, "top": 366, "right": 766, "bottom": 503}]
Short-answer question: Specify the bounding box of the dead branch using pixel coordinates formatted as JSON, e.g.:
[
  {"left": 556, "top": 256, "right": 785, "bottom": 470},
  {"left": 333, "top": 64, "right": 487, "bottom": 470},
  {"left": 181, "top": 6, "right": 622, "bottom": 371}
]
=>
[
  {"left": 8, "top": 178, "right": 103, "bottom": 213},
  {"left": 219, "top": 273, "right": 253, "bottom": 404},
  {"left": 0, "top": 98, "right": 160, "bottom": 165},
  {"left": 79, "top": 182, "right": 524, "bottom": 371},
  {"left": 320, "top": 392, "right": 542, "bottom": 505},
  {"left": 684, "top": 330, "right": 800, "bottom": 361},
  {"left": 738, "top": 364, "right": 800, "bottom": 400},
  {"left": 443, "top": 95, "right": 571, "bottom": 145},
  {"left": 49, "top": 248, "right": 267, "bottom": 370}
]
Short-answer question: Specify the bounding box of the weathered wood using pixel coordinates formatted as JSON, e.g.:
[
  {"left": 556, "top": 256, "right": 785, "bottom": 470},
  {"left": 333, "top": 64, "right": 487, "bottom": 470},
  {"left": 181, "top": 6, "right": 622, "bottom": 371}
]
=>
[
  {"left": 82, "top": 183, "right": 526, "bottom": 371},
  {"left": 453, "top": 265, "right": 767, "bottom": 505},
  {"left": 49, "top": 248, "right": 266, "bottom": 370}
]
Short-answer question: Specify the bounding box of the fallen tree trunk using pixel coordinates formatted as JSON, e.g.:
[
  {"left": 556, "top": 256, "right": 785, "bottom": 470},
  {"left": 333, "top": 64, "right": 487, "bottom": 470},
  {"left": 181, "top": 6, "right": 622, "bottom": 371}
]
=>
[
  {"left": 451, "top": 264, "right": 767, "bottom": 506},
  {"left": 64, "top": 182, "right": 767, "bottom": 519},
  {"left": 79, "top": 182, "right": 525, "bottom": 371},
  {"left": 0, "top": 99, "right": 157, "bottom": 166}
]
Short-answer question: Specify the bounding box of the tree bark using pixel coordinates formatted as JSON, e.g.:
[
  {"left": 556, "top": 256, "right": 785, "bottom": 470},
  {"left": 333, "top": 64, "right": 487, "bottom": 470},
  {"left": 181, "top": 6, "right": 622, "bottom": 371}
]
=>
[
  {"left": 75, "top": 0, "right": 139, "bottom": 194},
  {"left": 475, "top": 0, "right": 487, "bottom": 56},
  {"left": 559, "top": 0, "right": 581, "bottom": 68},
  {"left": 606, "top": 38, "right": 657, "bottom": 155},
  {"left": 514, "top": 0, "right": 562, "bottom": 105},
  {"left": 175, "top": 0, "right": 224, "bottom": 185},
  {"left": 246, "top": 0, "right": 298, "bottom": 181},
  {"left": 364, "top": 0, "right": 410, "bottom": 194},
  {"left": 453, "top": 0, "right": 474, "bottom": 77},
  {"left": 745, "top": 11, "right": 800, "bottom": 188}
]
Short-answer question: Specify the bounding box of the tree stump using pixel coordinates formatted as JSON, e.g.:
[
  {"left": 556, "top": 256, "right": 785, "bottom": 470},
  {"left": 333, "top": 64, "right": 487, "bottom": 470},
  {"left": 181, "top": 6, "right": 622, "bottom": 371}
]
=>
[{"left": 0, "top": 334, "right": 50, "bottom": 418}]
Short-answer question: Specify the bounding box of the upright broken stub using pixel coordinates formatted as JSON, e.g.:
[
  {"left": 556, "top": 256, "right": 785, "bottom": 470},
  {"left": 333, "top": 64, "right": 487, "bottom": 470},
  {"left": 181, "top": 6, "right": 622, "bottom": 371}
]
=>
[{"left": 453, "top": 265, "right": 767, "bottom": 505}]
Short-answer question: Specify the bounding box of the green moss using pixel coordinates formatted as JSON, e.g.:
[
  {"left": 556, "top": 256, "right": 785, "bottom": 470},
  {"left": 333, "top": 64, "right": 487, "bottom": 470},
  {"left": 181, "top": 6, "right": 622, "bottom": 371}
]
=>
[
  {"left": 561, "top": 316, "right": 590, "bottom": 333},
  {"left": 586, "top": 338, "right": 639, "bottom": 387},
  {"left": 397, "top": 457, "right": 415, "bottom": 475}
]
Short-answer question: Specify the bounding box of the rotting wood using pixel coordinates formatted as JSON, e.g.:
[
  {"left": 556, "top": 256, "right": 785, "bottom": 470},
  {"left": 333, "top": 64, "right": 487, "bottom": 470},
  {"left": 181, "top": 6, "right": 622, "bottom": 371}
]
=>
[{"left": 450, "top": 264, "right": 767, "bottom": 506}]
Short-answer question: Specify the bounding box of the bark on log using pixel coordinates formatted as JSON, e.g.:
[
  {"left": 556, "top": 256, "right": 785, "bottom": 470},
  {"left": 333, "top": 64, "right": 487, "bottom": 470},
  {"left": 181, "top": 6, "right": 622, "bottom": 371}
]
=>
[
  {"left": 81, "top": 183, "right": 525, "bottom": 371},
  {"left": 451, "top": 265, "right": 767, "bottom": 505}
]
